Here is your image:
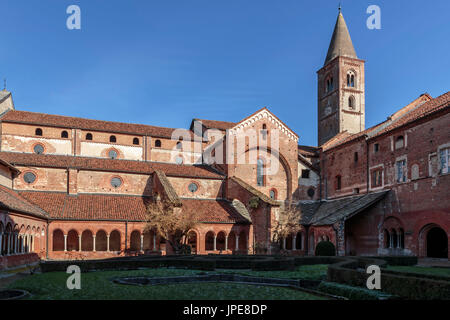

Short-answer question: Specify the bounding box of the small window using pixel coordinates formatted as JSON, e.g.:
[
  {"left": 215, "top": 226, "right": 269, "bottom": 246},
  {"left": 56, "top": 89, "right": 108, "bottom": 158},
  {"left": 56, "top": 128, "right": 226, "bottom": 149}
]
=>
[
  {"left": 35, "top": 128, "right": 43, "bottom": 136},
  {"left": 108, "top": 149, "right": 118, "bottom": 159},
  {"left": 257, "top": 158, "right": 264, "bottom": 186},
  {"left": 111, "top": 177, "right": 122, "bottom": 188},
  {"left": 353, "top": 188, "right": 360, "bottom": 194},
  {"left": 348, "top": 96, "right": 355, "bottom": 110},
  {"left": 33, "top": 144, "right": 44, "bottom": 155},
  {"left": 175, "top": 155, "right": 183, "bottom": 165},
  {"left": 155, "top": 139, "right": 161, "bottom": 148},
  {"left": 395, "top": 136, "right": 404, "bottom": 150},
  {"left": 326, "top": 77, "right": 334, "bottom": 93},
  {"left": 307, "top": 188, "right": 315, "bottom": 198},
  {"left": 188, "top": 182, "right": 198, "bottom": 193},
  {"left": 133, "top": 137, "right": 139, "bottom": 145},
  {"left": 61, "top": 131, "right": 68, "bottom": 138},
  {"left": 354, "top": 152, "right": 358, "bottom": 162},
  {"left": 439, "top": 148, "right": 450, "bottom": 174},
  {"left": 396, "top": 159, "right": 407, "bottom": 183},
  {"left": 269, "top": 189, "right": 277, "bottom": 200},
  {"left": 110, "top": 135, "right": 117, "bottom": 143},
  {"left": 86, "top": 133, "right": 93, "bottom": 140},
  {"left": 301, "top": 169, "right": 310, "bottom": 179},
  {"left": 374, "top": 143, "right": 379, "bottom": 153},
  {"left": 24, "top": 172, "right": 36, "bottom": 184},
  {"left": 372, "top": 169, "right": 383, "bottom": 188},
  {"left": 336, "top": 175, "right": 341, "bottom": 190},
  {"left": 347, "top": 72, "right": 355, "bottom": 87},
  {"left": 176, "top": 141, "right": 182, "bottom": 150}
]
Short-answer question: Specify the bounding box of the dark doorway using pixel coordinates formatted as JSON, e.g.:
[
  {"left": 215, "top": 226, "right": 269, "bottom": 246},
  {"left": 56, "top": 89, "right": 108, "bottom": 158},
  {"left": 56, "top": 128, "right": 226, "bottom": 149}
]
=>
[{"left": 427, "top": 227, "right": 448, "bottom": 258}]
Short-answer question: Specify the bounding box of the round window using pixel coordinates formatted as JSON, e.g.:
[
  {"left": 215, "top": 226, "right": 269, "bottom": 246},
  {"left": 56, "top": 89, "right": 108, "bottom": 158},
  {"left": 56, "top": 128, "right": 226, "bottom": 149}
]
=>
[
  {"left": 188, "top": 183, "right": 198, "bottom": 193},
  {"left": 111, "top": 177, "right": 122, "bottom": 188},
  {"left": 307, "top": 188, "right": 315, "bottom": 198},
  {"left": 33, "top": 144, "right": 44, "bottom": 154},
  {"left": 108, "top": 150, "right": 118, "bottom": 159},
  {"left": 24, "top": 172, "right": 36, "bottom": 184},
  {"left": 175, "top": 156, "right": 183, "bottom": 165}
]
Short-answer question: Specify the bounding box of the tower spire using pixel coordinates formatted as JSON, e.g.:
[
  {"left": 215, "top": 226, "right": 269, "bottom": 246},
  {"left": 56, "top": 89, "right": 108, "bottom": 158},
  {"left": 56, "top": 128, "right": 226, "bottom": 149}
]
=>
[{"left": 324, "top": 10, "right": 357, "bottom": 66}]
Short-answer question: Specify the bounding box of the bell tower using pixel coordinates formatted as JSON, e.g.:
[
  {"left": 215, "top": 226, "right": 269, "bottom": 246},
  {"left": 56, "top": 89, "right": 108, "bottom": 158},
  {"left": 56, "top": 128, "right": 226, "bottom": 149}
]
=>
[{"left": 317, "top": 9, "right": 365, "bottom": 146}]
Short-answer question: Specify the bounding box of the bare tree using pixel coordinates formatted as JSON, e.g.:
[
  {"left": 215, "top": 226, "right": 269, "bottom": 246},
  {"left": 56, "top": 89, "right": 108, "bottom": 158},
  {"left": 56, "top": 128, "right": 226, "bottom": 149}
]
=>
[
  {"left": 271, "top": 201, "right": 302, "bottom": 245},
  {"left": 145, "top": 199, "right": 198, "bottom": 254}
]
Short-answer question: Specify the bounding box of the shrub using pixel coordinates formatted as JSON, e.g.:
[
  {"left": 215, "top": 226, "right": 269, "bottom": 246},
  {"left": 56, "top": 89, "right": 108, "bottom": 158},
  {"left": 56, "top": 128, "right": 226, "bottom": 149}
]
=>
[
  {"left": 318, "top": 281, "right": 395, "bottom": 300},
  {"left": 315, "top": 241, "right": 336, "bottom": 256}
]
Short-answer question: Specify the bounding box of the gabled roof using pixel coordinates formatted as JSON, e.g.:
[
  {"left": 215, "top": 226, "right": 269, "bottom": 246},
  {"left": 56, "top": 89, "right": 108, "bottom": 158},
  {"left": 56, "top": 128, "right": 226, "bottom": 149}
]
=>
[
  {"left": 0, "top": 110, "right": 192, "bottom": 139},
  {"left": 0, "top": 151, "right": 224, "bottom": 179},
  {"left": 0, "top": 185, "right": 48, "bottom": 219},
  {"left": 153, "top": 170, "right": 182, "bottom": 206},
  {"left": 191, "top": 119, "right": 236, "bottom": 131},
  {"left": 0, "top": 90, "right": 11, "bottom": 104},
  {"left": 229, "top": 176, "right": 279, "bottom": 206},
  {"left": 229, "top": 107, "right": 299, "bottom": 142},
  {"left": 299, "top": 191, "right": 388, "bottom": 226},
  {"left": 298, "top": 145, "right": 319, "bottom": 158},
  {"left": 324, "top": 11, "right": 358, "bottom": 65}
]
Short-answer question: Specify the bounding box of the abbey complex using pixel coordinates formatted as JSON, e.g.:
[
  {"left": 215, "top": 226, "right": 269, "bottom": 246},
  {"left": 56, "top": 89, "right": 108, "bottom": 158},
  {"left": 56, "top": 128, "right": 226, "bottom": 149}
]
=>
[{"left": 0, "top": 11, "right": 448, "bottom": 269}]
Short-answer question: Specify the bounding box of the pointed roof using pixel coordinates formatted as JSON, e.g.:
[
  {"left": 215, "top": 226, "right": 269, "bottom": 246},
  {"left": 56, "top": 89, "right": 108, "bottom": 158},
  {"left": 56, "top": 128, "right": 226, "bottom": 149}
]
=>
[{"left": 324, "top": 11, "right": 357, "bottom": 65}]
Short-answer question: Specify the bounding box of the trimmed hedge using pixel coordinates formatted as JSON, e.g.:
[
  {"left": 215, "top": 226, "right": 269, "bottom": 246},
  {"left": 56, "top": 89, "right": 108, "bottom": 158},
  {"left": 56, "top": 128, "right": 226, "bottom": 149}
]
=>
[
  {"left": 318, "top": 281, "right": 396, "bottom": 300},
  {"left": 315, "top": 241, "right": 336, "bottom": 256}
]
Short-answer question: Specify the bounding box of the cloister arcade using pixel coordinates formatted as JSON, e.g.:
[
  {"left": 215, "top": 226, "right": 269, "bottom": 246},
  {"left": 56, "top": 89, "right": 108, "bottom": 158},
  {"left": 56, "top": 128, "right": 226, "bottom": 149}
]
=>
[{"left": 0, "top": 222, "right": 43, "bottom": 256}]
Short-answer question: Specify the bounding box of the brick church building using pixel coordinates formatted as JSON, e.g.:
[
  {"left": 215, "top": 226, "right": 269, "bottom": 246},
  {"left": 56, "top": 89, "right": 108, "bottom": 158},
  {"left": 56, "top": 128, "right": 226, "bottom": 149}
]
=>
[{"left": 0, "top": 10, "right": 448, "bottom": 268}]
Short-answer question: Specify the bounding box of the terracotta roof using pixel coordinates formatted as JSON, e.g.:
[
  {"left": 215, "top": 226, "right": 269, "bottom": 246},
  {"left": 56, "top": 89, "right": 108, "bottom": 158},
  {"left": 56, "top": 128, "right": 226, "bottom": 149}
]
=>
[
  {"left": 181, "top": 198, "right": 249, "bottom": 224},
  {"left": 18, "top": 191, "right": 246, "bottom": 223},
  {"left": 0, "top": 152, "right": 224, "bottom": 179},
  {"left": 0, "top": 185, "right": 48, "bottom": 218},
  {"left": 154, "top": 170, "right": 182, "bottom": 206},
  {"left": 193, "top": 119, "right": 236, "bottom": 131},
  {"left": 0, "top": 156, "right": 20, "bottom": 175},
  {"left": 228, "top": 177, "right": 279, "bottom": 206},
  {"left": 322, "top": 92, "right": 450, "bottom": 152},
  {"left": 298, "top": 145, "right": 319, "bottom": 157},
  {"left": 0, "top": 110, "right": 192, "bottom": 139}
]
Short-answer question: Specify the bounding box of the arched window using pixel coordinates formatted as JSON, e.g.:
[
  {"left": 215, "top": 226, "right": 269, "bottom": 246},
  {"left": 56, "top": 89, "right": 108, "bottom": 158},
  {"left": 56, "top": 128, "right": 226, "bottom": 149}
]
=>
[
  {"left": 95, "top": 230, "right": 107, "bottom": 251},
  {"left": 108, "top": 149, "right": 118, "bottom": 159},
  {"left": 130, "top": 230, "right": 141, "bottom": 251},
  {"left": 155, "top": 139, "right": 161, "bottom": 148},
  {"left": 176, "top": 141, "right": 182, "bottom": 150},
  {"left": 109, "top": 230, "right": 121, "bottom": 251},
  {"left": 296, "top": 232, "right": 303, "bottom": 250},
  {"left": 391, "top": 229, "right": 398, "bottom": 248},
  {"left": 67, "top": 230, "right": 79, "bottom": 251},
  {"left": 81, "top": 230, "right": 94, "bottom": 251},
  {"left": 205, "top": 231, "right": 214, "bottom": 251},
  {"left": 52, "top": 229, "right": 64, "bottom": 251},
  {"left": 325, "top": 76, "right": 334, "bottom": 93},
  {"left": 133, "top": 137, "right": 139, "bottom": 145},
  {"left": 257, "top": 158, "right": 264, "bottom": 186},
  {"left": 348, "top": 96, "right": 355, "bottom": 110},
  {"left": 86, "top": 133, "right": 93, "bottom": 140},
  {"left": 395, "top": 136, "right": 404, "bottom": 149},
  {"left": 216, "top": 232, "right": 226, "bottom": 251},
  {"left": 35, "top": 128, "right": 43, "bottom": 136},
  {"left": 347, "top": 72, "right": 355, "bottom": 87},
  {"left": 110, "top": 135, "right": 117, "bottom": 143},
  {"left": 269, "top": 189, "right": 277, "bottom": 200},
  {"left": 61, "top": 131, "right": 68, "bottom": 138}
]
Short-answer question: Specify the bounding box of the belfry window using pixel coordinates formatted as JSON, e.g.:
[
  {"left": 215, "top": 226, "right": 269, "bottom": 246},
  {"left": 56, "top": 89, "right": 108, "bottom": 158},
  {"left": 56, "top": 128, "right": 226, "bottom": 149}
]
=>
[
  {"left": 347, "top": 73, "right": 355, "bottom": 87},
  {"left": 348, "top": 96, "right": 355, "bottom": 110},
  {"left": 257, "top": 158, "right": 265, "bottom": 187},
  {"left": 326, "top": 77, "right": 334, "bottom": 93}
]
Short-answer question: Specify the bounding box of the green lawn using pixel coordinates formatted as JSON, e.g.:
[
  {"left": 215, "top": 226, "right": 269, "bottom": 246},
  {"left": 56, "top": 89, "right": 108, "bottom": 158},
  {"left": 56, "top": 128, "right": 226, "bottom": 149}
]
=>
[
  {"left": 386, "top": 266, "right": 450, "bottom": 278},
  {"left": 220, "top": 264, "right": 329, "bottom": 280},
  {"left": 7, "top": 267, "right": 327, "bottom": 300}
]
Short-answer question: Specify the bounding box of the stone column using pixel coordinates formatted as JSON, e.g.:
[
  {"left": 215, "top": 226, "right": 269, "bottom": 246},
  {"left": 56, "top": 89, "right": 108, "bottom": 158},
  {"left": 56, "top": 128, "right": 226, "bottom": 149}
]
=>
[
  {"left": 153, "top": 234, "right": 156, "bottom": 251},
  {"left": 32, "top": 235, "right": 35, "bottom": 252},
  {"left": 292, "top": 236, "right": 297, "bottom": 250},
  {"left": 107, "top": 235, "right": 110, "bottom": 252},
  {"left": 235, "top": 235, "right": 239, "bottom": 251},
  {"left": 0, "top": 233, "right": 2, "bottom": 255},
  {"left": 282, "top": 237, "right": 286, "bottom": 250},
  {"left": 93, "top": 235, "right": 96, "bottom": 252},
  {"left": 389, "top": 234, "right": 393, "bottom": 248},
  {"left": 78, "top": 235, "right": 82, "bottom": 252},
  {"left": 225, "top": 235, "right": 228, "bottom": 252},
  {"left": 140, "top": 234, "right": 144, "bottom": 252},
  {"left": 14, "top": 234, "right": 19, "bottom": 254},
  {"left": 213, "top": 235, "right": 217, "bottom": 251},
  {"left": 397, "top": 233, "right": 401, "bottom": 249},
  {"left": 64, "top": 234, "right": 68, "bottom": 252}
]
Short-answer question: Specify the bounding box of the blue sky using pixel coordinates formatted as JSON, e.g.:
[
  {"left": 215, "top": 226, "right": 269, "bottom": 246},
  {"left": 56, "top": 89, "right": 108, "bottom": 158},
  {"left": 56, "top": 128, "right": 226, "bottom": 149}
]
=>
[{"left": 1, "top": 0, "right": 449, "bottom": 146}]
